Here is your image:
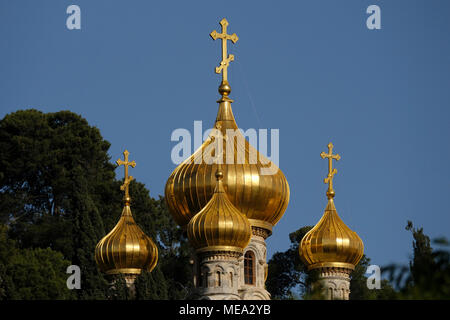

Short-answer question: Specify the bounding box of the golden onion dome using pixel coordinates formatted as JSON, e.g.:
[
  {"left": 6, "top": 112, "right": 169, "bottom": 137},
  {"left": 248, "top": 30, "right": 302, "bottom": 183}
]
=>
[
  {"left": 187, "top": 170, "right": 252, "bottom": 254},
  {"left": 299, "top": 199, "right": 364, "bottom": 270},
  {"left": 95, "top": 150, "right": 158, "bottom": 275},
  {"left": 95, "top": 203, "right": 158, "bottom": 275},
  {"left": 165, "top": 98, "right": 290, "bottom": 231},
  {"left": 299, "top": 142, "right": 363, "bottom": 270}
]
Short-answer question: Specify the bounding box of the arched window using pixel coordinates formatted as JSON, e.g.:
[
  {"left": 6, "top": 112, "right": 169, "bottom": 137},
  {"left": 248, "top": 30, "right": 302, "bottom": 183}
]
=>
[
  {"left": 215, "top": 271, "right": 221, "bottom": 287},
  {"left": 244, "top": 251, "right": 255, "bottom": 285},
  {"left": 201, "top": 267, "right": 208, "bottom": 288},
  {"left": 229, "top": 272, "right": 233, "bottom": 287}
]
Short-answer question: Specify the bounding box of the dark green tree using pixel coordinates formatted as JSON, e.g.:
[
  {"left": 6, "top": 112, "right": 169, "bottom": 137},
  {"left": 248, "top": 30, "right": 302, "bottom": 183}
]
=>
[
  {"left": 350, "top": 255, "right": 397, "bottom": 300},
  {"left": 0, "top": 109, "right": 114, "bottom": 299},
  {"left": 0, "top": 224, "right": 75, "bottom": 299},
  {"left": 266, "top": 226, "right": 312, "bottom": 299},
  {"left": 135, "top": 267, "right": 169, "bottom": 299},
  {"left": 384, "top": 221, "right": 450, "bottom": 299},
  {"left": 406, "top": 221, "right": 434, "bottom": 293},
  {"left": 154, "top": 200, "right": 193, "bottom": 300}
]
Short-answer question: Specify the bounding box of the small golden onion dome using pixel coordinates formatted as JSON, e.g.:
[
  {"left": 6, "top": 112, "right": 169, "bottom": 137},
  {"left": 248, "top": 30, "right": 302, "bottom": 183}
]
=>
[
  {"left": 299, "top": 199, "right": 364, "bottom": 270},
  {"left": 187, "top": 171, "right": 252, "bottom": 254},
  {"left": 95, "top": 203, "right": 158, "bottom": 275},
  {"left": 165, "top": 99, "right": 290, "bottom": 231}
]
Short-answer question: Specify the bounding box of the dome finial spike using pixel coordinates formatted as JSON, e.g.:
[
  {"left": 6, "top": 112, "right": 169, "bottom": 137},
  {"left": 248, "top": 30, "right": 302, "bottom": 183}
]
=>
[
  {"left": 320, "top": 142, "right": 341, "bottom": 199},
  {"left": 116, "top": 149, "right": 136, "bottom": 205}
]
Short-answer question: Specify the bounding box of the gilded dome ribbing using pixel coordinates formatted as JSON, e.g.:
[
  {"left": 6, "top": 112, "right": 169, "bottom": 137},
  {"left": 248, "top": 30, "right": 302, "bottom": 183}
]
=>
[
  {"left": 95, "top": 150, "right": 158, "bottom": 275},
  {"left": 95, "top": 204, "right": 158, "bottom": 275},
  {"left": 187, "top": 171, "right": 252, "bottom": 254},
  {"left": 299, "top": 199, "right": 364, "bottom": 270}
]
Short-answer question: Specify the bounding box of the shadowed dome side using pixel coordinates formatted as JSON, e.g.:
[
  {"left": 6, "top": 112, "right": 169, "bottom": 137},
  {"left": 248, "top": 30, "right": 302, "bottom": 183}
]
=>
[
  {"left": 187, "top": 171, "right": 252, "bottom": 254},
  {"left": 299, "top": 199, "right": 364, "bottom": 270},
  {"left": 95, "top": 205, "right": 158, "bottom": 275}
]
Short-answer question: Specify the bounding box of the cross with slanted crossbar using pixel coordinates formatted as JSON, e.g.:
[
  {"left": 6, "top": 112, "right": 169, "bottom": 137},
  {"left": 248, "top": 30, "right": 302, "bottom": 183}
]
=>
[
  {"left": 210, "top": 18, "right": 238, "bottom": 82},
  {"left": 320, "top": 142, "right": 341, "bottom": 199},
  {"left": 116, "top": 149, "right": 136, "bottom": 200}
]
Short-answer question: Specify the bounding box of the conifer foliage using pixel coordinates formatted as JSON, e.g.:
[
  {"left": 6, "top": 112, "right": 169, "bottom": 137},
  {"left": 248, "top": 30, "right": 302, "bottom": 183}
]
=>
[{"left": 0, "top": 109, "right": 191, "bottom": 299}]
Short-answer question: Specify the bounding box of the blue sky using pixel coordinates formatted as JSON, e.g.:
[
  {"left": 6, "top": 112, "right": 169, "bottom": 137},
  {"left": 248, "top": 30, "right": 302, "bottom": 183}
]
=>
[{"left": 1, "top": 0, "right": 449, "bottom": 270}]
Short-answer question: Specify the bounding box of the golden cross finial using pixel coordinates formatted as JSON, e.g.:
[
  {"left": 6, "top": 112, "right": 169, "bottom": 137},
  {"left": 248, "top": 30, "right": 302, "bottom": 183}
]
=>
[
  {"left": 320, "top": 142, "right": 341, "bottom": 199},
  {"left": 210, "top": 18, "right": 238, "bottom": 83},
  {"left": 116, "top": 149, "right": 136, "bottom": 202}
]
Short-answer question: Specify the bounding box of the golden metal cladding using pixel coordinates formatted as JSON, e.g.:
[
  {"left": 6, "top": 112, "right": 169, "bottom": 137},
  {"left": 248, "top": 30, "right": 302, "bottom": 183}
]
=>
[
  {"left": 165, "top": 19, "right": 289, "bottom": 230},
  {"left": 299, "top": 199, "right": 364, "bottom": 271},
  {"left": 116, "top": 149, "right": 136, "bottom": 203},
  {"left": 165, "top": 97, "right": 290, "bottom": 229},
  {"left": 95, "top": 205, "right": 158, "bottom": 275},
  {"left": 299, "top": 143, "right": 363, "bottom": 270},
  {"left": 320, "top": 142, "right": 340, "bottom": 200},
  {"left": 95, "top": 150, "right": 158, "bottom": 275},
  {"left": 187, "top": 171, "right": 252, "bottom": 254}
]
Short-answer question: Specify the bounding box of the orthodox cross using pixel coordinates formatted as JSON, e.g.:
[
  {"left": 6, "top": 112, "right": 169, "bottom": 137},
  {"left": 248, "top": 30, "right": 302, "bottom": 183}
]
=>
[
  {"left": 116, "top": 149, "right": 136, "bottom": 200},
  {"left": 320, "top": 142, "right": 341, "bottom": 198},
  {"left": 210, "top": 18, "right": 238, "bottom": 82}
]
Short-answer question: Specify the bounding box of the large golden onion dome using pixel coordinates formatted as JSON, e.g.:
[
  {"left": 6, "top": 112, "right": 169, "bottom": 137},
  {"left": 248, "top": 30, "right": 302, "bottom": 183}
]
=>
[
  {"left": 299, "top": 142, "right": 363, "bottom": 271},
  {"left": 95, "top": 150, "right": 158, "bottom": 275},
  {"left": 165, "top": 101, "right": 290, "bottom": 231},
  {"left": 165, "top": 19, "right": 289, "bottom": 232},
  {"left": 299, "top": 199, "right": 364, "bottom": 270},
  {"left": 187, "top": 170, "right": 252, "bottom": 254}
]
